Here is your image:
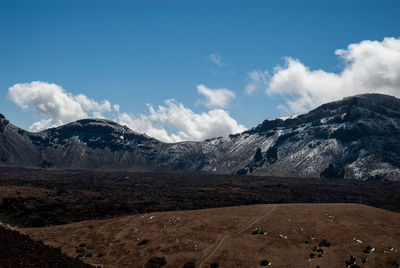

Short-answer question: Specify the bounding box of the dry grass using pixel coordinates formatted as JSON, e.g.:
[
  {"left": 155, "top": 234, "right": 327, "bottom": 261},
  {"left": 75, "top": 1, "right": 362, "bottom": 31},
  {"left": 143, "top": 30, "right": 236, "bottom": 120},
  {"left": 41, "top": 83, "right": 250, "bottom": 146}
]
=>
[{"left": 21, "top": 203, "right": 400, "bottom": 268}]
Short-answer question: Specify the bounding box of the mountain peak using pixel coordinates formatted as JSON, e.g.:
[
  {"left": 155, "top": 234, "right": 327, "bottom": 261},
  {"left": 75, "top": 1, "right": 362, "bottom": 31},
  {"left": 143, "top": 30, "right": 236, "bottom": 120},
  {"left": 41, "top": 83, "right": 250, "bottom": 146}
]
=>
[{"left": 1, "top": 94, "right": 400, "bottom": 180}]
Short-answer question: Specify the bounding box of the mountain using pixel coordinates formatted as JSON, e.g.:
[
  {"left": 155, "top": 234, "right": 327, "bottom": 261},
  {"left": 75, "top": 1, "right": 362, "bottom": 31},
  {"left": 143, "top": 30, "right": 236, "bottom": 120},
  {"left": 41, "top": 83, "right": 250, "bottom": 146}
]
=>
[{"left": 1, "top": 93, "right": 400, "bottom": 181}]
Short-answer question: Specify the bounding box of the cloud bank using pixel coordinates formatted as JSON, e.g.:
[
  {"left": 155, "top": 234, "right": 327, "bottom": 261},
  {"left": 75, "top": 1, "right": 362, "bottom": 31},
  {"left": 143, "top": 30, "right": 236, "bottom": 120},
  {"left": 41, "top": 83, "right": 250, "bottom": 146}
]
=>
[
  {"left": 8, "top": 81, "right": 245, "bottom": 142},
  {"left": 246, "top": 37, "right": 400, "bottom": 114}
]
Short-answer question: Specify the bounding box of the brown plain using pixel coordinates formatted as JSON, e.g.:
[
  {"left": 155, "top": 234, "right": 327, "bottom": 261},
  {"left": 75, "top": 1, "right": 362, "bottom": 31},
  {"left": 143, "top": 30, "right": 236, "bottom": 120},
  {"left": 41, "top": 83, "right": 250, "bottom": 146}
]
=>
[{"left": 21, "top": 203, "right": 400, "bottom": 268}]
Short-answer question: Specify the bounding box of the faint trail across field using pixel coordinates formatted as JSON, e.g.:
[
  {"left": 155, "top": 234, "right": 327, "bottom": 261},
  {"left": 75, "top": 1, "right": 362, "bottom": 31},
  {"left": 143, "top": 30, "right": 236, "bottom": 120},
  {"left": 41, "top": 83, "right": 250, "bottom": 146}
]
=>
[{"left": 198, "top": 205, "right": 277, "bottom": 268}]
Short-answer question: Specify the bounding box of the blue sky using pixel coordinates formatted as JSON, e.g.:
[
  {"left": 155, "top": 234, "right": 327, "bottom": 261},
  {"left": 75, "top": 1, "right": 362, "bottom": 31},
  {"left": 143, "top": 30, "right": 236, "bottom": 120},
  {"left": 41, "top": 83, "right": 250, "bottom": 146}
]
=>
[{"left": 1, "top": 0, "right": 400, "bottom": 141}]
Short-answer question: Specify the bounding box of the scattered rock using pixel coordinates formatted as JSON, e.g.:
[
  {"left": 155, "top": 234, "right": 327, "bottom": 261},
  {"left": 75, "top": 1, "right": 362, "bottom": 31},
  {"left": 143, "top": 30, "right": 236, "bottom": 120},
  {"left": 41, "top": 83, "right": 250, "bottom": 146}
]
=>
[{"left": 363, "top": 245, "right": 373, "bottom": 254}]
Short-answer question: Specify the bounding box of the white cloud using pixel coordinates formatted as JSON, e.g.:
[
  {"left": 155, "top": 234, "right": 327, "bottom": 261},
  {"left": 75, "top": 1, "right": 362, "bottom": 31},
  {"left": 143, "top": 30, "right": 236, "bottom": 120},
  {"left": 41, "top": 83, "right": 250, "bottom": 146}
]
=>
[
  {"left": 208, "top": 53, "right": 224, "bottom": 66},
  {"left": 8, "top": 81, "right": 113, "bottom": 131},
  {"left": 8, "top": 81, "right": 246, "bottom": 141},
  {"left": 244, "top": 70, "right": 269, "bottom": 95},
  {"left": 263, "top": 37, "right": 400, "bottom": 114},
  {"left": 197, "top": 84, "right": 236, "bottom": 108},
  {"left": 117, "top": 99, "right": 246, "bottom": 143},
  {"left": 29, "top": 118, "right": 64, "bottom": 132}
]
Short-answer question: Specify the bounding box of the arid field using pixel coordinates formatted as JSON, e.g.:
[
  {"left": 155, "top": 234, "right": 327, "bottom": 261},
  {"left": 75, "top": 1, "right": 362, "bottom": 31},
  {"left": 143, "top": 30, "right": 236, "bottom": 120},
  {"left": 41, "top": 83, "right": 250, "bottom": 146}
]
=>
[{"left": 21, "top": 204, "right": 400, "bottom": 268}]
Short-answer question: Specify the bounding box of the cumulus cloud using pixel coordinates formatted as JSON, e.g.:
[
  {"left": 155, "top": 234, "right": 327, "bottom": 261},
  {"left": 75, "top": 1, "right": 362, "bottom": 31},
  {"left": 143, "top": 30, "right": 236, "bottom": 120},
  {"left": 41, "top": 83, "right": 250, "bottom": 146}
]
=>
[
  {"left": 29, "top": 118, "right": 64, "bottom": 132},
  {"left": 197, "top": 84, "right": 236, "bottom": 108},
  {"left": 113, "top": 104, "right": 120, "bottom": 112},
  {"left": 259, "top": 37, "right": 400, "bottom": 114},
  {"left": 8, "top": 81, "right": 112, "bottom": 131},
  {"left": 117, "top": 99, "right": 246, "bottom": 143},
  {"left": 244, "top": 70, "right": 269, "bottom": 95},
  {"left": 8, "top": 81, "right": 245, "bottom": 141},
  {"left": 208, "top": 53, "right": 224, "bottom": 66}
]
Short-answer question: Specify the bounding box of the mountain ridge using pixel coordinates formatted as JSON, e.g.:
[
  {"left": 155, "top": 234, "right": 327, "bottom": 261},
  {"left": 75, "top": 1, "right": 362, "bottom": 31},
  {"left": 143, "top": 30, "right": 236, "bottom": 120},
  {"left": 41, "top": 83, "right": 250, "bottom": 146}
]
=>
[{"left": 1, "top": 93, "right": 400, "bottom": 181}]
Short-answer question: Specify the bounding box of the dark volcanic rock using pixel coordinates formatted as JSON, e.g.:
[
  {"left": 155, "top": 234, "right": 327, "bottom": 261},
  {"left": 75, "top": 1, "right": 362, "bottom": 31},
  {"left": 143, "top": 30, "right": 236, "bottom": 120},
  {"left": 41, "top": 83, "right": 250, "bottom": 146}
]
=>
[{"left": 0, "top": 226, "right": 93, "bottom": 267}]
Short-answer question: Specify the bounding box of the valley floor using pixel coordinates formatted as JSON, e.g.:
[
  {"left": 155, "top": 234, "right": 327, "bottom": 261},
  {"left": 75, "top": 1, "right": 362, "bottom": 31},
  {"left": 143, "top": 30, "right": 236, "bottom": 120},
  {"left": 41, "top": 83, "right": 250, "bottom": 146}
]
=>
[{"left": 21, "top": 203, "right": 400, "bottom": 268}]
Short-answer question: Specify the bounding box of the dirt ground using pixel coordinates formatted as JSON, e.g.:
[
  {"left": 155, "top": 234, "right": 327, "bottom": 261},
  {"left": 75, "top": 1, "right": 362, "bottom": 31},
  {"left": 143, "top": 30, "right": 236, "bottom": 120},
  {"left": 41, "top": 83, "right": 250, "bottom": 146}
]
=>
[{"left": 21, "top": 203, "right": 400, "bottom": 268}]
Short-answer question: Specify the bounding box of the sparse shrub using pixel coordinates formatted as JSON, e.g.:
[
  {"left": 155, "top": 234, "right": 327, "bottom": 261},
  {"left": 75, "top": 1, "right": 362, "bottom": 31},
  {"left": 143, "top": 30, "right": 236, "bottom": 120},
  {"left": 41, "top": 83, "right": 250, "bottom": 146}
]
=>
[
  {"left": 85, "top": 252, "right": 93, "bottom": 257},
  {"left": 319, "top": 239, "right": 331, "bottom": 247},
  {"left": 260, "top": 259, "right": 270, "bottom": 266},
  {"left": 304, "top": 240, "right": 309, "bottom": 244},
  {"left": 183, "top": 261, "right": 195, "bottom": 268},
  {"left": 145, "top": 257, "right": 166, "bottom": 268},
  {"left": 97, "top": 252, "right": 104, "bottom": 258},
  {"left": 363, "top": 245, "right": 372, "bottom": 254},
  {"left": 361, "top": 255, "right": 368, "bottom": 264},
  {"left": 345, "top": 256, "right": 356, "bottom": 267},
  {"left": 86, "top": 245, "right": 94, "bottom": 249},
  {"left": 76, "top": 248, "right": 85, "bottom": 254},
  {"left": 210, "top": 262, "right": 219, "bottom": 268},
  {"left": 309, "top": 253, "right": 316, "bottom": 259},
  {"left": 138, "top": 239, "right": 150, "bottom": 246},
  {"left": 79, "top": 243, "right": 86, "bottom": 247}
]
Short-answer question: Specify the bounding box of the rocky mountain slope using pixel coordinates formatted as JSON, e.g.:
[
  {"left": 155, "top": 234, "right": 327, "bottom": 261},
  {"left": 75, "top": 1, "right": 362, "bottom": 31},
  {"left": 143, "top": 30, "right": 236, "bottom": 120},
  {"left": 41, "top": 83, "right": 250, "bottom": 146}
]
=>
[{"left": 1, "top": 93, "right": 400, "bottom": 181}]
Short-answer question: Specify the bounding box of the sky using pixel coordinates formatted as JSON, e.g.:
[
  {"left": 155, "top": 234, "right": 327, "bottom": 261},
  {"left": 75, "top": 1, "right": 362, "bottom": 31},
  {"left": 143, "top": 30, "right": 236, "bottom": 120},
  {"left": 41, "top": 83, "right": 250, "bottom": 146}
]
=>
[{"left": 1, "top": 0, "right": 400, "bottom": 142}]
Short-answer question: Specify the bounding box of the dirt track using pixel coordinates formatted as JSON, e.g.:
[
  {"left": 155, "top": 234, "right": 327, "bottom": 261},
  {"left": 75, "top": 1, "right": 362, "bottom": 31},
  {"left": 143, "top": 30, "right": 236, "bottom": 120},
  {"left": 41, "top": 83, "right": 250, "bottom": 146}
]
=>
[
  {"left": 22, "top": 204, "right": 400, "bottom": 268},
  {"left": 198, "top": 205, "right": 277, "bottom": 267}
]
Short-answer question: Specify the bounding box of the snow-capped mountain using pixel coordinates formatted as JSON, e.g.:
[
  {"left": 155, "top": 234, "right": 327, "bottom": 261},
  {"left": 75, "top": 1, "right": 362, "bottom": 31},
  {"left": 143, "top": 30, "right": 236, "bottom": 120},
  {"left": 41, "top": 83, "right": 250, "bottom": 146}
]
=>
[{"left": 1, "top": 93, "right": 400, "bottom": 181}]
